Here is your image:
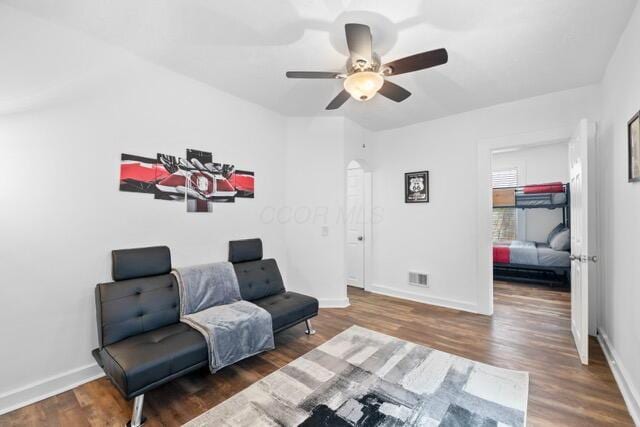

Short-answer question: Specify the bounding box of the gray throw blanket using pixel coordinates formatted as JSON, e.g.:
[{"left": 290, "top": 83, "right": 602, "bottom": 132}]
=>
[{"left": 172, "top": 262, "right": 274, "bottom": 373}]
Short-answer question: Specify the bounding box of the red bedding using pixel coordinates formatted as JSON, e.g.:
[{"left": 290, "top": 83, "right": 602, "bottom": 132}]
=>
[
  {"left": 523, "top": 182, "right": 564, "bottom": 194},
  {"left": 493, "top": 245, "right": 510, "bottom": 264}
]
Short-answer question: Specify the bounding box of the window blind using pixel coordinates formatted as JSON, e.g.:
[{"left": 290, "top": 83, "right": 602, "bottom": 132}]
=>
[
  {"left": 492, "top": 169, "right": 518, "bottom": 241},
  {"left": 492, "top": 169, "right": 518, "bottom": 188}
]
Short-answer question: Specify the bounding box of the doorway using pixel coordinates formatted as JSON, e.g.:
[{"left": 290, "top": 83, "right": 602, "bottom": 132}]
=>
[
  {"left": 345, "top": 159, "right": 372, "bottom": 291},
  {"left": 491, "top": 140, "right": 571, "bottom": 287},
  {"left": 477, "top": 121, "right": 597, "bottom": 365}
]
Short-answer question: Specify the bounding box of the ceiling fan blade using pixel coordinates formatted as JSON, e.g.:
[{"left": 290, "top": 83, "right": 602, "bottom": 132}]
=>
[
  {"left": 286, "top": 71, "right": 342, "bottom": 79},
  {"left": 383, "top": 48, "right": 448, "bottom": 76},
  {"left": 378, "top": 80, "right": 412, "bottom": 102},
  {"left": 345, "top": 23, "right": 372, "bottom": 64},
  {"left": 326, "top": 90, "right": 351, "bottom": 110}
]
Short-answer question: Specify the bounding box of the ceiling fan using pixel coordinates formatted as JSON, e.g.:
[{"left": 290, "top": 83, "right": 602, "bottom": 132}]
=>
[{"left": 286, "top": 23, "right": 448, "bottom": 110}]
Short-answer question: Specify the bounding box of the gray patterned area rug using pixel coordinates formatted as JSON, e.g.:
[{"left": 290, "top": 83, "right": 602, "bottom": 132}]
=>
[{"left": 185, "top": 326, "right": 528, "bottom": 427}]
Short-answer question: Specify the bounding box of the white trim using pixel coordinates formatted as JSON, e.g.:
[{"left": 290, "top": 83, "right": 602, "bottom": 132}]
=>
[
  {"left": 345, "top": 280, "right": 364, "bottom": 289},
  {"left": 363, "top": 170, "right": 373, "bottom": 292},
  {"left": 0, "top": 363, "right": 104, "bottom": 416},
  {"left": 367, "top": 283, "right": 478, "bottom": 313},
  {"left": 597, "top": 329, "right": 640, "bottom": 425},
  {"left": 318, "top": 298, "right": 351, "bottom": 308}
]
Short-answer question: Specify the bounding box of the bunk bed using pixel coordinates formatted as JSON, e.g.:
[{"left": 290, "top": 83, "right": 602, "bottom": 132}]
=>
[{"left": 492, "top": 182, "right": 571, "bottom": 287}]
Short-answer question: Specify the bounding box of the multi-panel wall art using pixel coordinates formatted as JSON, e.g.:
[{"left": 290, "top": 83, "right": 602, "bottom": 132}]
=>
[{"left": 119, "top": 149, "right": 254, "bottom": 213}]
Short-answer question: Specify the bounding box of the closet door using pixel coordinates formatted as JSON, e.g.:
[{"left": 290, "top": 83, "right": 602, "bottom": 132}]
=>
[{"left": 346, "top": 167, "right": 365, "bottom": 288}]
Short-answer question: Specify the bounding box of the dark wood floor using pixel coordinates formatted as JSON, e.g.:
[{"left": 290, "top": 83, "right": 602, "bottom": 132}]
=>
[{"left": 1, "top": 282, "right": 632, "bottom": 426}]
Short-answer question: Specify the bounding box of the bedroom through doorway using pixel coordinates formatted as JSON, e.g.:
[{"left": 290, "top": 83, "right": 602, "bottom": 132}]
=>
[
  {"left": 490, "top": 140, "right": 575, "bottom": 353},
  {"left": 491, "top": 141, "right": 572, "bottom": 293}
]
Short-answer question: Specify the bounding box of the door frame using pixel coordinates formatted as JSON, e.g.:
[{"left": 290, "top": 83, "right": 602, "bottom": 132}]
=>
[
  {"left": 345, "top": 159, "right": 373, "bottom": 291},
  {"left": 475, "top": 126, "right": 598, "bottom": 321}
]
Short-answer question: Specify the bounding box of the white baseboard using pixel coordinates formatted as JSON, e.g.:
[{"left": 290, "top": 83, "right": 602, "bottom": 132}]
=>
[
  {"left": 318, "top": 297, "right": 350, "bottom": 308},
  {"left": 597, "top": 328, "right": 640, "bottom": 425},
  {"left": 366, "top": 284, "right": 478, "bottom": 314},
  {"left": 0, "top": 363, "right": 104, "bottom": 416}
]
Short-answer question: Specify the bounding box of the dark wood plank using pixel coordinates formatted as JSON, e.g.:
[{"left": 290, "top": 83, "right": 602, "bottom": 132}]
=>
[{"left": 0, "top": 282, "right": 632, "bottom": 426}]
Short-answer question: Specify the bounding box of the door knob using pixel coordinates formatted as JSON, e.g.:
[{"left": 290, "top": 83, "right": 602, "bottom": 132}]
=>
[
  {"left": 357, "top": 236, "right": 364, "bottom": 241},
  {"left": 571, "top": 254, "right": 598, "bottom": 263}
]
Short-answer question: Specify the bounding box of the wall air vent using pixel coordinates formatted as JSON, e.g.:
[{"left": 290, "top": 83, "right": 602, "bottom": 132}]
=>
[{"left": 409, "top": 271, "right": 428, "bottom": 287}]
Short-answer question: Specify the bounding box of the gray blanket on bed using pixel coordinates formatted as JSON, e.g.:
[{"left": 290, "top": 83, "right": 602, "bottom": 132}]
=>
[
  {"left": 509, "top": 240, "right": 539, "bottom": 265},
  {"left": 173, "top": 262, "right": 274, "bottom": 373}
]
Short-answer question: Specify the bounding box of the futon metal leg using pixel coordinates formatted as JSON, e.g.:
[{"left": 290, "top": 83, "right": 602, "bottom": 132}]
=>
[
  {"left": 127, "top": 394, "right": 146, "bottom": 427},
  {"left": 304, "top": 319, "right": 316, "bottom": 335}
]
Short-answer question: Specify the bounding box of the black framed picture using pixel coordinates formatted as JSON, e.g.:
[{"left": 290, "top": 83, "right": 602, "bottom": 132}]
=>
[
  {"left": 629, "top": 111, "right": 640, "bottom": 182},
  {"left": 405, "top": 171, "right": 429, "bottom": 203}
]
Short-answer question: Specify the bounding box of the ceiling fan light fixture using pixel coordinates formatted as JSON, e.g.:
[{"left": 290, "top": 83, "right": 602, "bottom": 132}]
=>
[
  {"left": 343, "top": 71, "right": 384, "bottom": 101},
  {"left": 285, "top": 24, "right": 447, "bottom": 110}
]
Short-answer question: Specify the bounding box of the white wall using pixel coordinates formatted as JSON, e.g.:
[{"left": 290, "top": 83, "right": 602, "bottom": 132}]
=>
[
  {"left": 283, "top": 117, "right": 348, "bottom": 307},
  {"left": 344, "top": 118, "right": 372, "bottom": 168},
  {"left": 0, "top": 5, "right": 288, "bottom": 412},
  {"left": 368, "top": 85, "right": 599, "bottom": 314},
  {"left": 281, "top": 116, "right": 369, "bottom": 306},
  {"left": 598, "top": 1, "right": 640, "bottom": 422},
  {"left": 492, "top": 142, "right": 569, "bottom": 242}
]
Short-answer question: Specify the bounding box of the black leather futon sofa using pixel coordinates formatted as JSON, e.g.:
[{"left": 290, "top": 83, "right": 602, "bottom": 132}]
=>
[{"left": 92, "top": 239, "right": 318, "bottom": 427}]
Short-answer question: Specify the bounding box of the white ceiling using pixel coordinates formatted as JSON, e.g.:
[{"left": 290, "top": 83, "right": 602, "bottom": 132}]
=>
[{"left": 2, "top": 0, "right": 636, "bottom": 130}]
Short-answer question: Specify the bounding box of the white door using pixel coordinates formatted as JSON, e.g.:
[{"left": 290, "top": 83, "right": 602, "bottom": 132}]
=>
[
  {"left": 568, "top": 119, "right": 596, "bottom": 365},
  {"left": 346, "top": 167, "right": 365, "bottom": 288}
]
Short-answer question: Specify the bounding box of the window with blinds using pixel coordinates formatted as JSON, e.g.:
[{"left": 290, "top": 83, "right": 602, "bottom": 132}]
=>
[{"left": 492, "top": 168, "right": 518, "bottom": 241}]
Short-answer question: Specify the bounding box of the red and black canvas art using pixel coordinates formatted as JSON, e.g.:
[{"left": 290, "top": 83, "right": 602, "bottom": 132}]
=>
[
  {"left": 232, "top": 170, "right": 255, "bottom": 198},
  {"left": 185, "top": 149, "right": 214, "bottom": 213},
  {"left": 119, "top": 154, "right": 161, "bottom": 194},
  {"left": 211, "top": 162, "right": 237, "bottom": 203},
  {"left": 119, "top": 150, "right": 254, "bottom": 212},
  {"left": 154, "top": 153, "right": 185, "bottom": 201}
]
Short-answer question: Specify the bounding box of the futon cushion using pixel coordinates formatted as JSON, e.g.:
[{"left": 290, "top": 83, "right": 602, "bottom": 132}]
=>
[
  {"left": 112, "top": 246, "right": 172, "bottom": 281},
  {"left": 253, "top": 292, "right": 319, "bottom": 332},
  {"left": 229, "top": 238, "right": 263, "bottom": 263},
  {"left": 100, "top": 323, "right": 207, "bottom": 398},
  {"left": 233, "top": 259, "right": 285, "bottom": 301},
  {"left": 96, "top": 274, "right": 180, "bottom": 347}
]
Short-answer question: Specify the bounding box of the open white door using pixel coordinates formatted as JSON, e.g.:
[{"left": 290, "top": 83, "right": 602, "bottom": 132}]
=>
[
  {"left": 346, "top": 167, "right": 365, "bottom": 288},
  {"left": 568, "top": 119, "right": 596, "bottom": 365}
]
